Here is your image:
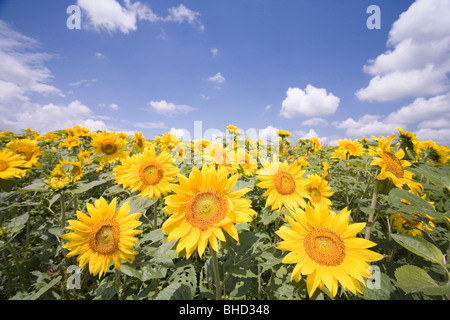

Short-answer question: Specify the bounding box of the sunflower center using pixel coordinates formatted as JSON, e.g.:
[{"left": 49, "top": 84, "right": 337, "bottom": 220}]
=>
[
  {"left": 310, "top": 188, "right": 320, "bottom": 199},
  {"left": 139, "top": 161, "right": 164, "bottom": 185},
  {"left": 186, "top": 191, "right": 228, "bottom": 230},
  {"left": 89, "top": 220, "right": 120, "bottom": 255},
  {"left": 274, "top": 171, "right": 296, "bottom": 195},
  {"left": 382, "top": 151, "right": 404, "bottom": 178},
  {"left": 15, "top": 147, "right": 33, "bottom": 161},
  {"left": 304, "top": 227, "right": 345, "bottom": 266},
  {"left": 0, "top": 160, "right": 9, "bottom": 172},
  {"left": 101, "top": 139, "right": 118, "bottom": 155}
]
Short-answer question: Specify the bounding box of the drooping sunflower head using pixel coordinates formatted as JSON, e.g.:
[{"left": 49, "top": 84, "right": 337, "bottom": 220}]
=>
[
  {"left": 0, "top": 148, "right": 27, "bottom": 180},
  {"left": 276, "top": 204, "right": 384, "bottom": 298},
  {"left": 370, "top": 134, "right": 421, "bottom": 191},
  {"left": 61, "top": 197, "right": 143, "bottom": 278},
  {"left": 91, "top": 131, "right": 128, "bottom": 164},
  {"left": 48, "top": 166, "right": 70, "bottom": 190},
  {"left": 397, "top": 127, "right": 419, "bottom": 155},
  {"left": 256, "top": 159, "right": 310, "bottom": 211},
  {"left": 390, "top": 213, "right": 434, "bottom": 238},
  {"left": 113, "top": 146, "right": 179, "bottom": 199},
  {"left": 162, "top": 164, "right": 256, "bottom": 258}
]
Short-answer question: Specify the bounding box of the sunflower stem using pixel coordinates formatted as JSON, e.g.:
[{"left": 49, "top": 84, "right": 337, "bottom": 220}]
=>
[
  {"left": 365, "top": 178, "right": 379, "bottom": 240},
  {"left": 153, "top": 199, "right": 158, "bottom": 229},
  {"left": 210, "top": 247, "right": 222, "bottom": 300},
  {"left": 60, "top": 190, "right": 66, "bottom": 228}
]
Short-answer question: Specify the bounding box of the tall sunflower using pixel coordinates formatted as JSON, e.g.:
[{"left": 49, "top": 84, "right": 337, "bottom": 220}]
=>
[
  {"left": 61, "top": 197, "right": 142, "bottom": 278},
  {"left": 91, "top": 131, "right": 128, "bottom": 164},
  {"left": 370, "top": 134, "right": 422, "bottom": 194},
  {"left": 0, "top": 149, "right": 27, "bottom": 180},
  {"left": 113, "top": 146, "right": 179, "bottom": 199},
  {"left": 336, "top": 139, "right": 365, "bottom": 158},
  {"left": 305, "top": 174, "right": 333, "bottom": 209},
  {"left": 162, "top": 164, "right": 257, "bottom": 259},
  {"left": 256, "top": 158, "right": 310, "bottom": 211},
  {"left": 276, "top": 204, "right": 384, "bottom": 298},
  {"left": 6, "top": 138, "right": 42, "bottom": 172}
]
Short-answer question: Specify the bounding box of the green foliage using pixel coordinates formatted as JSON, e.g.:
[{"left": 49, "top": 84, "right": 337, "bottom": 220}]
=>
[{"left": 0, "top": 128, "right": 449, "bottom": 301}]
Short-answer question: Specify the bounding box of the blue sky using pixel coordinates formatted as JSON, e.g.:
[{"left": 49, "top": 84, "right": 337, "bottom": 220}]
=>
[{"left": 1, "top": 0, "right": 449, "bottom": 145}]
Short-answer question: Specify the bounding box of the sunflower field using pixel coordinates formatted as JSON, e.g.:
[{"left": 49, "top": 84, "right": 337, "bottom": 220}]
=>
[{"left": 0, "top": 125, "right": 449, "bottom": 301}]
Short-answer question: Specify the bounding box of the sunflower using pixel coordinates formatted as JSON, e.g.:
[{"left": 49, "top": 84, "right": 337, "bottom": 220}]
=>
[
  {"left": 369, "top": 134, "right": 422, "bottom": 194},
  {"left": 133, "top": 132, "right": 151, "bottom": 153},
  {"left": 162, "top": 164, "right": 256, "bottom": 258},
  {"left": 59, "top": 136, "right": 82, "bottom": 150},
  {"left": 227, "top": 125, "right": 240, "bottom": 134},
  {"left": 336, "top": 139, "right": 365, "bottom": 158},
  {"left": 61, "top": 197, "right": 143, "bottom": 278},
  {"left": 277, "top": 130, "right": 291, "bottom": 138},
  {"left": 390, "top": 213, "right": 434, "bottom": 238},
  {"left": 237, "top": 150, "right": 258, "bottom": 176},
  {"left": 6, "top": 138, "right": 42, "bottom": 171},
  {"left": 276, "top": 204, "right": 384, "bottom": 298},
  {"left": 203, "top": 143, "right": 240, "bottom": 175},
  {"left": 397, "top": 127, "right": 420, "bottom": 156},
  {"left": 113, "top": 146, "right": 179, "bottom": 199},
  {"left": 305, "top": 174, "right": 333, "bottom": 209},
  {"left": 91, "top": 131, "right": 128, "bottom": 164},
  {"left": 57, "top": 159, "right": 84, "bottom": 182},
  {"left": 48, "top": 166, "right": 70, "bottom": 190},
  {"left": 309, "top": 137, "right": 321, "bottom": 154},
  {"left": 0, "top": 149, "right": 27, "bottom": 180},
  {"left": 256, "top": 158, "right": 310, "bottom": 211}
]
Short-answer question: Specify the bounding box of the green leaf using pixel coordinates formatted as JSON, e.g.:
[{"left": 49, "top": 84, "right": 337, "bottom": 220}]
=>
[
  {"left": 23, "top": 276, "right": 62, "bottom": 300},
  {"left": 4, "top": 213, "right": 29, "bottom": 235},
  {"left": 154, "top": 283, "right": 192, "bottom": 300},
  {"left": 387, "top": 188, "right": 441, "bottom": 219},
  {"left": 409, "top": 164, "right": 450, "bottom": 190},
  {"left": 395, "top": 265, "right": 450, "bottom": 296},
  {"left": 122, "top": 195, "right": 157, "bottom": 214},
  {"left": 391, "top": 233, "right": 444, "bottom": 265},
  {"left": 17, "top": 179, "right": 47, "bottom": 192}
]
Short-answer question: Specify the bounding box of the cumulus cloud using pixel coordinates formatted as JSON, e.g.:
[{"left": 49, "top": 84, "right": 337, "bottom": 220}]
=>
[
  {"left": 301, "top": 117, "right": 328, "bottom": 126},
  {"left": 77, "top": 0, "right": 204, "bottom": 34},
  {"left": 356, "top": 0, "right": 450, "bottom": 102},
  {"left": 3, "top": 100, "right": 108, "bottom": 133},
  {"left": 208, "top": 72, "right": 226, "bottom": 84},
  {"left": 333, "top": 114, "right": 401, "bottom": 139},
  {"left": 280, "top": 85, "right": 340, "bottom": 118},
  {"left": 147, "top": 100, "right": 196, "bottom": 116}
]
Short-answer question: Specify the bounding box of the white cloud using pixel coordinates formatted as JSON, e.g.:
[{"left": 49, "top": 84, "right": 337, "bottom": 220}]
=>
[
  {"left": 165, "top": 4, "right": 205, "bottom": 32},
  {"left": 147, "top": 100, "right": 196, "bottom": 116},
  {"left": 0, "top": 21, "right": 62, "bottom": 100},
  {"left": 265, "top": 104, "right": 271, "bottom": 110},
  {"left": 134, "top": 121, "right": 166, "bottom": 129},
  {"left": 68, "top": 78, "right": 98, "bottom": 87},
  {"left": 280, "top": 85, "right": 340, "bottom": 118},
  {"left": 355, "top": 64, "right": 448, "bottom": 101},
  {"left": 3, "top": 100, "right": 109, "bottom": 133},
  {"left": 109, "top": 103, "right": 119, "bottom": 110},
  {"left": 78, "top": 0, "right": 204, "bottom": 34},
  {"left": 169, "top": 127, "right": 191, "bottom": 140},
  {"left": 356, "top": 0, "right": 450, "bottom": 102},
  {"left": 384, "top": 94, "right": 450, "bottom": 124},
  {"left": 208, "top": 72, "right": 226, "bottom": 84},
  {"left": 211, "top": 48, "right": 219, "bottom": 57},
  {"left": 95, "top": 52, "right": 106, "bottom": 59},
  {"left": 333, "top": 114, "right": 401, "bottom": 138},
  {"left": 301, "top": 117, "right": 328, "bottom": 126},
  {"left": 78, "top": 0, "right": 138, "bottom": 34}
]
